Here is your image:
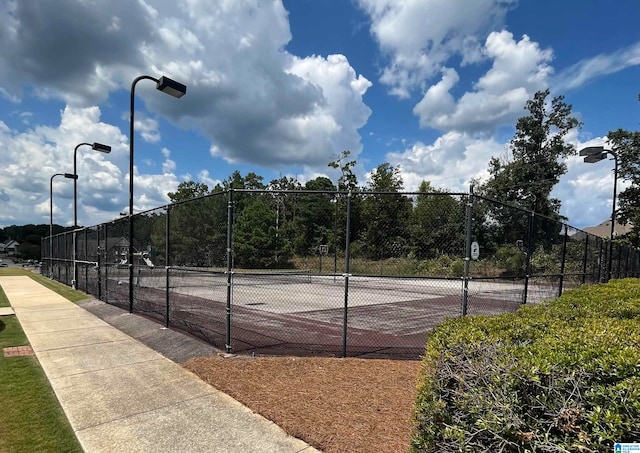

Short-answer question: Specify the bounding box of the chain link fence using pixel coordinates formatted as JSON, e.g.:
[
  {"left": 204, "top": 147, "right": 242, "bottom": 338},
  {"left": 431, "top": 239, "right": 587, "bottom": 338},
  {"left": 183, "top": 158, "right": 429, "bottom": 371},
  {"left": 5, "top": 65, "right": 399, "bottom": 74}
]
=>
[{"left": 43, "top": 188, "right": 640, "bottom": 359}]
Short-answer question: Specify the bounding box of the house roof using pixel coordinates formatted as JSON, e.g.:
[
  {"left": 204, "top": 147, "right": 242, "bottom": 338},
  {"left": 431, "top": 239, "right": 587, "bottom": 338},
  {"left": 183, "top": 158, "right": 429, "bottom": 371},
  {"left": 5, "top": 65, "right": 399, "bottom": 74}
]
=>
[
  {"left": 0, "top": 239, "right": 20, "bottom": 249},
  {"left": 581, "top": 219, "right": 634, "bottom": 239}
]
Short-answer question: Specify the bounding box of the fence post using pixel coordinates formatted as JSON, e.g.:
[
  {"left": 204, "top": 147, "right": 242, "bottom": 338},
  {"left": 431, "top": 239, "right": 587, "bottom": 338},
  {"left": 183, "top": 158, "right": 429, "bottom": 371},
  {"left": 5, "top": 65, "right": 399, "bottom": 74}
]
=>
[
  {"left": 581, "top": 234, "right": 589, "bottom": 285},
  {"left": 72, "top": 229, "right": 77, "bottom": 289},
  {"left": 616, "top": 244, "right": 622, "bottom": 279},
  {"left": 83, "top": 228, "right": 88, "bottom": 292},
  {"left": 129, "top": 213, "right": 134, "bottom": 313},
  {"left": 96, "top": 227, "right": 101, "bottom": 299},
  {"left": 624, "top": 246, "right": 631, "bottom": 278},
  {"left": 342, "top": 190, "right": 352, "bottom": 358},
  {"left": 462, "top": 185, "right": 474, "bottom": 317},
  {"left": 558, "top": 224, "right": 568, "bottom": 297},
  {"left": 597, "top": 239, "right": 604, "bottom": 283},
  {"left": 104, "top": 223, "right": 108, "bottom": 304},
  {"left": 225, "top": 189, "right": 234, "bottom": 353},
  {"left": 67, "top": 233, "right": 72, "bottom": 285},
  {"left": 165, "top": 205, "right": 171, "bottom": 328},
  {"left": 522, "top": 211, "right": 535, "bottom": 305}
]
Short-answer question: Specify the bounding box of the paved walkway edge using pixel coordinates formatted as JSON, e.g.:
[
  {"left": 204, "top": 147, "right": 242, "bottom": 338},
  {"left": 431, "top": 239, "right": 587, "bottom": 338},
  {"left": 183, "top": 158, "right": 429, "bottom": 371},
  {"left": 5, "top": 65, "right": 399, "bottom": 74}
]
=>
[{"left": 0, "top": 276, "right": 319, "bottom": 453}]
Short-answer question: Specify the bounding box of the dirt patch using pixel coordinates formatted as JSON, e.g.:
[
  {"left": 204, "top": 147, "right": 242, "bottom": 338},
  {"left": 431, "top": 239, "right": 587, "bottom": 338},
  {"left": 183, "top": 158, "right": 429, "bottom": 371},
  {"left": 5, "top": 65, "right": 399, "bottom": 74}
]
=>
[{"left": 184, "top": 355, "right": 421, "bottom": 453}]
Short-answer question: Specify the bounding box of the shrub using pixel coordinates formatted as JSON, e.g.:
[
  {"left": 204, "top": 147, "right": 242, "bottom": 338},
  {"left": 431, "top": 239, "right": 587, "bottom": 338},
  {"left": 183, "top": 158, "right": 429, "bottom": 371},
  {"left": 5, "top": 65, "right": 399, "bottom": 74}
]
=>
[
  {"left": 411, "top": 279, "right": 640, "bottom": 452},
  {"left": 417, "top": 255, "right": 464, "bottom": 277},
  {"left": 495, "top": 246, "right": 526, "bottom": 277}
]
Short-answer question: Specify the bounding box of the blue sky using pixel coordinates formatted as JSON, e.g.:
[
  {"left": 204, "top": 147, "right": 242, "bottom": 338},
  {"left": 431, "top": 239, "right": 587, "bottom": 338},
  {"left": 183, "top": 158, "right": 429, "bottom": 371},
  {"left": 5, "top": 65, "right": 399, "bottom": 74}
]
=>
[{"left": 1, "top": 0, "right": 639, "bottom": 230}]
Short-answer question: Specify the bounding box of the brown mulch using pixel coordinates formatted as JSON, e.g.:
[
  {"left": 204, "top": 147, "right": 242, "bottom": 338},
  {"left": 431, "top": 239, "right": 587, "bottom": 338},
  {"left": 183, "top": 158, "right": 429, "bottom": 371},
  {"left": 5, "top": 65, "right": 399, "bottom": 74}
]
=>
[{"left": 184, "top": 355, "right": 422, "bottom": 453}]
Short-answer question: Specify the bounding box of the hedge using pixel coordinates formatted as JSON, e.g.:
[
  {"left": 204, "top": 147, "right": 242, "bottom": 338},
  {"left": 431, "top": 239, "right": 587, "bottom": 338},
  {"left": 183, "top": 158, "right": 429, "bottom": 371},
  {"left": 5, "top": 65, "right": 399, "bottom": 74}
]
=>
[{"left": 411, "top": 278, "right": 640, "bottom": 452}]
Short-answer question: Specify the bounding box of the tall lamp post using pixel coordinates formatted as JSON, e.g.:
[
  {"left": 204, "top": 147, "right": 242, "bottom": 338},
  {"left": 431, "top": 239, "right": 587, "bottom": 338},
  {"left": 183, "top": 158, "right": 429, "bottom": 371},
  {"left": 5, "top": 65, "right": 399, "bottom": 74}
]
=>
[
  {"left": 73, "top": 142, "right": 112, "bottom": 227},
  {"left": 579, "top": 145, "right": 619, "bottom": 281},
  {"left": 129, "top": 75, "right": 186, "bottom": 312},
  {"left": 72, "top": 142, "right": 111, "bottom": 289},
  {"left": 49, "top": 173, "right": 78, "bottom": 279}
]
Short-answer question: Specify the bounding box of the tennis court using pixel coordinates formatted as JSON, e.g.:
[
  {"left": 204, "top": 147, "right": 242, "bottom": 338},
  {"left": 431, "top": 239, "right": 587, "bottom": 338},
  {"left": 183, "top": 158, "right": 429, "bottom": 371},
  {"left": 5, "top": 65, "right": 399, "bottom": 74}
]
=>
[{"left": 108, "top": 268, "right": 557, "bottom": 359}]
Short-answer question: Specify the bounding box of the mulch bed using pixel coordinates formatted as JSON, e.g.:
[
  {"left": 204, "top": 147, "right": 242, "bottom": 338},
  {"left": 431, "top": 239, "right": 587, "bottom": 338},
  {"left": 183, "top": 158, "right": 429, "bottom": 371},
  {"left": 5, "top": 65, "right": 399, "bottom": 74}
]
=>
[{"left": 184, "top": 355, "right": 421, "bottom": 453}]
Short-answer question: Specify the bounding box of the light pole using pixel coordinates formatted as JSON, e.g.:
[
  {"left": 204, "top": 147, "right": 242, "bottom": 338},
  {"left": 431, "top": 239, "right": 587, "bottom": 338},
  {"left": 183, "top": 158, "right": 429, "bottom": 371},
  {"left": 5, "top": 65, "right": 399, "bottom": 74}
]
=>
[
  {"left": 73, "top": 142, "right": 111, "bottom": 289},
  {"left": 73, "top": 142, "right": 112, "bottom": 227},
  {"left": 49, "top": 173, "right": 77, "bottom": 279},
  {"left": 129, "top": 75, "right": 186, "bottom": 312},
  {"left": 579, "top": 145, "right": 619, "bottom": 281}
]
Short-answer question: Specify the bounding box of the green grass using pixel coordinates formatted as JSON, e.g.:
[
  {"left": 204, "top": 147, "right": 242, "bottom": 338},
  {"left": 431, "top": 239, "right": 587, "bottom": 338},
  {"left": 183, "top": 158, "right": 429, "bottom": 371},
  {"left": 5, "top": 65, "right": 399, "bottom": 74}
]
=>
[{"left": 0, "top": 273, "right": 83, "bottom": 453}]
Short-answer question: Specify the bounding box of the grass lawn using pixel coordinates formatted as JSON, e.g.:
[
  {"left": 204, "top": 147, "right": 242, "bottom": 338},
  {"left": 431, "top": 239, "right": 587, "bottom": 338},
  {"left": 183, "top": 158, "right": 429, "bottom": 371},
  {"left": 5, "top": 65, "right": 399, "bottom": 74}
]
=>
[{"left": 0, "top": 269, "right": 84, "bottom": 452}]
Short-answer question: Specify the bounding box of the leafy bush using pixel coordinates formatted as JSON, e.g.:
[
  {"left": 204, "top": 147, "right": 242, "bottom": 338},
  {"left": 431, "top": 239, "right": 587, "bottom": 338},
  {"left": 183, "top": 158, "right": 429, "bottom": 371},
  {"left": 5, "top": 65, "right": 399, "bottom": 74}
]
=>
[
  {"left": 417, "top": 255, "right": 464, "bottom": 277},
  {"left": 411, "top": 279, "right": 640, "bottom": 452},
  {"left": 495, "top": 246, "right": 526, "bottom": 277}
]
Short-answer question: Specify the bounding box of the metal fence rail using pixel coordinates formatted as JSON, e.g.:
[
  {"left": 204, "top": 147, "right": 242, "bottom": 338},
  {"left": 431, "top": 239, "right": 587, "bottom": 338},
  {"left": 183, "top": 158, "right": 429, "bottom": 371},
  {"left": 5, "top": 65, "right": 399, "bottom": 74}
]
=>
[{"left": 43, "top": 188, "right": 640, "bottom": 359}]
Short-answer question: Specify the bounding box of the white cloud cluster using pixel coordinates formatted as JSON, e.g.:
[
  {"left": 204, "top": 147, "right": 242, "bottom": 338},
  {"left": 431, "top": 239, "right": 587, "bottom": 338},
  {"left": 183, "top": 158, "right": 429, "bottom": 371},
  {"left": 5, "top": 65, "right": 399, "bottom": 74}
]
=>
[
  {"left": 357, "top": 0, "right": 516, "bottom": 97},
  {"left": 0, "top": 0, "right": 371, "bottom": 168},
  {"left": 386, "top": 132, "right": 506, "bottom": 192},
  {"left": 0, "top": 106, "right": 129, "bottom": 226},
  {"left": 0, "top": 0, "right": 372, "bottom": 225},
  {"left": 413, "top": 31, "right": 553, "bottom": 132},
  {"left": 358, "top": 1, "right": 628, "bottom": 228},
  {"left": 360, "top": 5, "right": 557, "bottom": 199}
]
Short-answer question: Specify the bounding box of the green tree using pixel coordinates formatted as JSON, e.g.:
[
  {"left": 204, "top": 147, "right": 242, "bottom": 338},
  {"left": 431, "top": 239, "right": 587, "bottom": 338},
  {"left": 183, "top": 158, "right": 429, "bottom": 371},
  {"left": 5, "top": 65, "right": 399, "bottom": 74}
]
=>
[
  {"left": 478, "top": 89, "right": 581, "bottom": 248},
  {"left": 607, "top": 127, "right": 640, "bottom": 246},
  {"left": 328, "top": 150, "right": 358, "bottom": 191},
  {"left": 233, "top": 197, "right": 292, "bottom": 268},
  {"left": 328, "top": 150, "right": 365, "bottom": 246},
  {"left": 224, "top": 171, "right": 266, "bottom": 215},
  {"left": 268, "top": 176, "right": 302, "bottom": 231},
  {"left": 409, "top": 181, "right": 465, "bottom": 259},
  {"left": 292, "top": 177, "right": 336, "bottom": 255},
  {"left": 360, "top": 163, "right": 412, "bottom": 259},
  {"left": 165, "top": 181, "right": 227, "bottom": 267},
  {"left": 2, "top": 224, "right": 67, "bottom": 260}
]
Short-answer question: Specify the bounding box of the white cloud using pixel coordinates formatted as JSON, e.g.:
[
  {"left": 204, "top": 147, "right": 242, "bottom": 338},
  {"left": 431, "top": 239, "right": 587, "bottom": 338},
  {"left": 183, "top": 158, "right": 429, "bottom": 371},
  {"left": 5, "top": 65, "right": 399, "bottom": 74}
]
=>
[
  {"left": 161, "top": 148, "right": 176, "bottom": 173},
  {"left": 413, "top": 31, "right": 553, "bottom": 132},
  {"left": 357, "top": 0, "right": 516, "bottom": 97},
  {"left": 386, "top": 132, "right": 506, "bottom": 192},
  {"left": 134, "top": 115, "right": 160, "bottom": 143},
  {"left": 0, "top": 0, "right": 372, "bottom": 169},
  {"left": 0, "top": 106, "right": 127, "bottom": 227},
  {"left": 554, "top": 41, "right": 640, "bottom": 92},
  {"left": 129, "top": 170, "right": 179, "bottom": 212},
  {"left": 197, "top": 169, "right": 221, "bottom": 189}
]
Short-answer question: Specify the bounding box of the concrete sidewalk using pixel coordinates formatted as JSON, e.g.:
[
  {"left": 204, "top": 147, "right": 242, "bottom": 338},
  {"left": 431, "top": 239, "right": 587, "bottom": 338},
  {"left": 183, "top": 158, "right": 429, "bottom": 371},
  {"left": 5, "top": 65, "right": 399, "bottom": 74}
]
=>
[{"left": 0, "top": 276, "right": 318, "bottom": 453}]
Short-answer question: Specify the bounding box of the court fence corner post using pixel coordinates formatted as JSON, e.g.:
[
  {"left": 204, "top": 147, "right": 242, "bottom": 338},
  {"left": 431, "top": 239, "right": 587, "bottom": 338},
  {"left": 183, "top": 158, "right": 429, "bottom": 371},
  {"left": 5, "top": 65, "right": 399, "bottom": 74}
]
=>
[
  {"left": 96, "top": 226, "right": 102, "bottom": 301},
  {"left": 558, "top": 223, "right": 568, "bottom": 297},
  {"left": 581, "top": 234, "right": 589, "bottom": 285},
  {"left": 225, "top": 189, "right": 234, "bottom": 354},
  {"left": 522, "top": 211, "right": 535, "bottom": 305},
  {"left": 165, "top": 204, "right": 171, "bottom": 328},
  {"left": 462, "top": 185, "right": 474, "bottom": 317},
  {"left": 342, "top": 189, "right": 352, "bottom": 358}
]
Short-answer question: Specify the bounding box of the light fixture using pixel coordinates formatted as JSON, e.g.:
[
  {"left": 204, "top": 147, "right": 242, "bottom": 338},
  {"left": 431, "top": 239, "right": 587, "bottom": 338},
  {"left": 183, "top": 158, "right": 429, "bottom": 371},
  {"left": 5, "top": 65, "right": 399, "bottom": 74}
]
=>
[{"left": 156, "top": 76, "right": 187, "bottom": 98}]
